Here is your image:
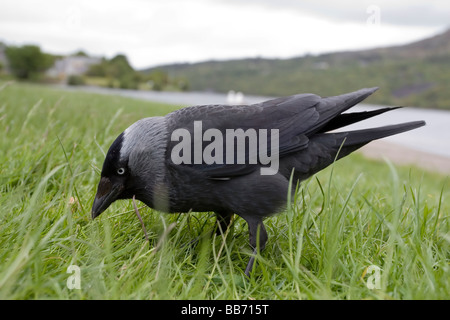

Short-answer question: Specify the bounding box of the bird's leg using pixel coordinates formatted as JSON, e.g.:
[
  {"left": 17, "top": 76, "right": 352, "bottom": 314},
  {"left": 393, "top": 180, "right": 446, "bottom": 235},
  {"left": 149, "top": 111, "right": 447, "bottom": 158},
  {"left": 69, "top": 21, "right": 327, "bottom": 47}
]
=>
[
  {"left": 215, "top": 211, "right": 233, "bottom": 236},
  {"left": 244, "top": 217, "right": 268, "bottom": 277}
]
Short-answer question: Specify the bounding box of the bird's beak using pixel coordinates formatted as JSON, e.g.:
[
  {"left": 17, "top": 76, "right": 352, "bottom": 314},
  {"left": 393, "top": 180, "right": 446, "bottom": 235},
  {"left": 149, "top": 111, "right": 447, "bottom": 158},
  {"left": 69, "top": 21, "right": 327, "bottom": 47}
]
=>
[{"left": 91, "top": 177, "right": 124, "bottom": 219}]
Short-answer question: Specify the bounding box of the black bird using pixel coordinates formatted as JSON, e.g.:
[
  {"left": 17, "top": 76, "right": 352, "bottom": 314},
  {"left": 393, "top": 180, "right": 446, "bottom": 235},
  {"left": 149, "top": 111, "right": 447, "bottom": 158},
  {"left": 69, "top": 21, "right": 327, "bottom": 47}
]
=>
[{"left": 91, "top": 87, "right": 425, "bottom": 276}]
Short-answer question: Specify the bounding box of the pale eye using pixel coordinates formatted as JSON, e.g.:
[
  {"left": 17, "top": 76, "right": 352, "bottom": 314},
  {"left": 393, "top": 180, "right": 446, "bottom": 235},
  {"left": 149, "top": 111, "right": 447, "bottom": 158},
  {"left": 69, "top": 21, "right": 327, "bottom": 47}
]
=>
[{"left": 117, "top": 167, "right": 125, "bottom": 175}]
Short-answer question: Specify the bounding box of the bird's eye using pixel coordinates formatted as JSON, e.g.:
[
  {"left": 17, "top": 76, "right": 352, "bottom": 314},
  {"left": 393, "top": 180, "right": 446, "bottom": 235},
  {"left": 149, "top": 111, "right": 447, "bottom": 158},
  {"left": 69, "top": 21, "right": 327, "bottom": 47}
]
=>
[{"left": 117, "top": 167, "right": 125, "bottom": 175}]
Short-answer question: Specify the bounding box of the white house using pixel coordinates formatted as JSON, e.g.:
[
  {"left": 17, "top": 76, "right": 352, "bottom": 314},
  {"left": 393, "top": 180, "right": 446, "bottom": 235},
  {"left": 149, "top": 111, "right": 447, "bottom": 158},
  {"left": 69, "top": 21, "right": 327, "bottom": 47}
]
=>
[{"left": 46, "top": 55, "right": 101, "bottom": 81}]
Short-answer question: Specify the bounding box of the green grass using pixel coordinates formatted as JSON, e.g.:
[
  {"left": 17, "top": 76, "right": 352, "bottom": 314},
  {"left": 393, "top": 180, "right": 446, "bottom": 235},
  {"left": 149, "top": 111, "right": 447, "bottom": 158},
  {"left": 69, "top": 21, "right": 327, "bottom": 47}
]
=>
[{"left": 0, "top": 82, "right": 448, "bottom": 299}]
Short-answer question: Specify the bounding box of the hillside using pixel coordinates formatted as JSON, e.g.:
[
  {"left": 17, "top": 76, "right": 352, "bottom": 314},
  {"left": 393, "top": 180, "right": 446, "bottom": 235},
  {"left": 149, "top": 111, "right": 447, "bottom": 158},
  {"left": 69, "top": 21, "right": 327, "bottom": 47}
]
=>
[{"left": 143, "top": 28, "right": 450, "bottom": 109}]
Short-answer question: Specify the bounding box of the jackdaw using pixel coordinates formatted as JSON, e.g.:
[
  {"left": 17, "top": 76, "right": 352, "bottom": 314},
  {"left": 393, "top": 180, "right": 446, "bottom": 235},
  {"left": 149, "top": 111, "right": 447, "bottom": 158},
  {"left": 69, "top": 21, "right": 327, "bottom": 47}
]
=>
[{"left": 91, "top": 87, "right": 425, "bottom": 276}]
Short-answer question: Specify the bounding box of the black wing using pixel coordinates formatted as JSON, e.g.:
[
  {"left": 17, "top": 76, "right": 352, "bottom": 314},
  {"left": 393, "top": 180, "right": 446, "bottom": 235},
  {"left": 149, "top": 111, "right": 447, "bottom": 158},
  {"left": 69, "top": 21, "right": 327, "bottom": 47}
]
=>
[{"left": 165, "top": 87, "right": 378, "bottom": 178}]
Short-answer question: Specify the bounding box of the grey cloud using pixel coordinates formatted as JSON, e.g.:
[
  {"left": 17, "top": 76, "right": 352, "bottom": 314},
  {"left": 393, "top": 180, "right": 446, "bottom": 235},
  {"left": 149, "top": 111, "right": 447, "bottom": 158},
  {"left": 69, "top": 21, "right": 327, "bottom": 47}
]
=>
[{"left": 217, "top": 0, "right": 450, "bottom": 28}]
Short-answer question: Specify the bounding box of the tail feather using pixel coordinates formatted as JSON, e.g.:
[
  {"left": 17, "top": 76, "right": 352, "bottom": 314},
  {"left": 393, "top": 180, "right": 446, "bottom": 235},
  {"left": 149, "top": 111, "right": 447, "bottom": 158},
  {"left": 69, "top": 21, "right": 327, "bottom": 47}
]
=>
[
  {"left": 316, "top": 87, "right": 378, "bottom": 122},
  {"left": 280, "top": 85, "right": 426, "bottom": 182},
  {"left": 318, "top": 87, "right": 379, "bottom": 115},
  {"left": 280, "top": 120, "right": 426, "bottom": 182},
  {"left": 341, "top": 121, "right": 426, "bottom": 147},
  {"left": 308, "top": 87, "right": 379, "bottom": 135},
  {"left": 319, "top": 107, "right": 401, "bottom": 133}
]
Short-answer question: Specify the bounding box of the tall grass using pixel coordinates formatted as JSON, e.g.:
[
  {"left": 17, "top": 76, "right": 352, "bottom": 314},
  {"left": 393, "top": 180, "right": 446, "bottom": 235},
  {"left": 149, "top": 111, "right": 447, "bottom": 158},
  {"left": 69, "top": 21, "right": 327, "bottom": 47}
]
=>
[{"left": 0, "top": 82, "right": 448, "bottom": 299}]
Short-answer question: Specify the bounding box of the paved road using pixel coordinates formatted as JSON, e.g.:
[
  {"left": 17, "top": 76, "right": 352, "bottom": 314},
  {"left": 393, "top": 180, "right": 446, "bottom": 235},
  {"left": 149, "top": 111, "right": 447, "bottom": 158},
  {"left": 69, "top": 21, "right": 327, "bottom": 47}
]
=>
[{"left": 58, "top": 85, "right": 450, "bottom": 159}]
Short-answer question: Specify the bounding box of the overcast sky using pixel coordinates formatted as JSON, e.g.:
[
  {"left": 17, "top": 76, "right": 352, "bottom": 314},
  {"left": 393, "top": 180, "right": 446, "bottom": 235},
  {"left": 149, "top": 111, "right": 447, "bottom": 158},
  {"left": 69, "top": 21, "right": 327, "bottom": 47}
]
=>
[{"left": 1, "top": 0, "right": 449, "bottom": 69}]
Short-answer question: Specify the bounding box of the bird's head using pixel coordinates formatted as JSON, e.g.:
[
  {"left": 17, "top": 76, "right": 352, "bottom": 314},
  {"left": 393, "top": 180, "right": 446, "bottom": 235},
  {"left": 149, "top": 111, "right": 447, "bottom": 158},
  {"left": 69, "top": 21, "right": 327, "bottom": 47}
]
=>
[
  {"left": 91, "top": 117, "right": 167, "bottom": 219},
  {"left": 91, "top": 131, "right": 132, "bottom": 219}
]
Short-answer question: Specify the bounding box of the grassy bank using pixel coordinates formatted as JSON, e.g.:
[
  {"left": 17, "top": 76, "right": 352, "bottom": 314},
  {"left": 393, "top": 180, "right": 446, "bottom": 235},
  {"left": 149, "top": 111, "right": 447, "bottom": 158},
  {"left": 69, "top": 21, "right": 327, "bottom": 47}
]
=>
[{"left": 0, "top": 82, "right": 448, "bottom": 299}]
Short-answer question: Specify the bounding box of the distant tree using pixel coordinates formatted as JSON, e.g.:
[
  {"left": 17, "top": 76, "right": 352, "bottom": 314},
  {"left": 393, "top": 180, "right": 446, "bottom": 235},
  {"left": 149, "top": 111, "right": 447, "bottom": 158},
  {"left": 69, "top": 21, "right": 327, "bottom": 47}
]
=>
[
  {"left": 177, "top": 77, "right": 189, "bottom": 91},
  {"left": 86, "top": 59, "right": 108, "bottom": 77},
  {"left": 73, "top": 50, "right": 89, "bottom": 57},
  {"left": 85, "top": 53, "right": 176, "bottom": 90},
  {"left": 109, "top": 54, "right": 134, "bottom": 78},
  {"left": 147, "top": 69, "right": 169, "bottom": 91},
  {"left": 119, "top": 74, "right": 138, "bottom": 90},
  {"left": 86, "top": 54, "right": 136, "bottom": 82},
  {"left": 67, "top": 75, "right": 85, "bottom": 86},
  {"left": 5, "top": 45, "right": 54, "bottom": 79}
]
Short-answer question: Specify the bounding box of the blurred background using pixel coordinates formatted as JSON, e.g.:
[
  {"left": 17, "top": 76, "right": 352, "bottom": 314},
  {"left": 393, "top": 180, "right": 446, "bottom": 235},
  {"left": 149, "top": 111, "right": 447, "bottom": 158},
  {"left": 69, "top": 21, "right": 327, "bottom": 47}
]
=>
[
  {"left": 1, "top": 0, "right": 450, "bottom": 171},
  {"left": 1, "top": 0, "right": 449, "bottom": 107}
]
